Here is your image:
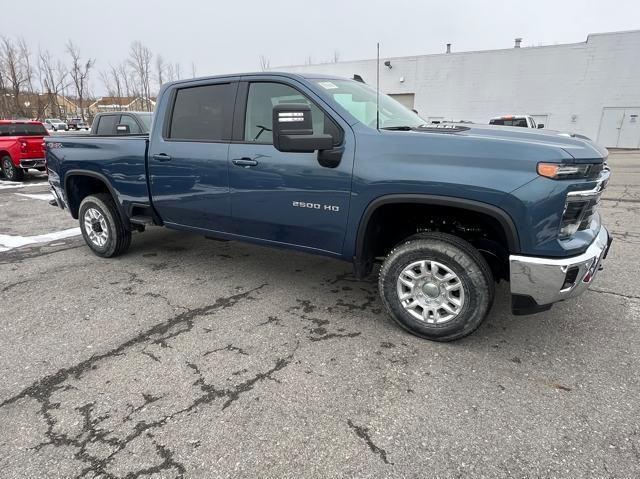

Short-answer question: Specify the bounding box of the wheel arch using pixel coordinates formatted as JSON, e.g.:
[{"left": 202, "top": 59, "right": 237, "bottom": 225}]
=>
[
  {"left": 353, "top": 194, "right": 520, "bottom": 278},
  {"left": 64, "top": 170, "right": 129, "bottom": 227}
]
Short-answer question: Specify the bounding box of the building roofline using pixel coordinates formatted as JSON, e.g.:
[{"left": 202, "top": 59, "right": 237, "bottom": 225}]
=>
[{"left": 275, "top": 29, "right": 640, "bottom": 69}]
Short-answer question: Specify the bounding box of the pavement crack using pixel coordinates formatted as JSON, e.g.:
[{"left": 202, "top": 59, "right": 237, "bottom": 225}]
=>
[
  {"left": 183, "top": 342, "right": 298, "bottom": 413},
  {"left": 347, "top": 419, "right": 393, "bottom": 465},
  {"left": 123, "top": 442, "right": 186, "bottom": 479},
  {"left": 310, "top": 332, "right": 361, "bottom": 342},
  {"left": 589, "top": 288, "right": 640, "bottom": 301},
  {"left": 0, "top": 284, "right": 268, "bottom": 477},
  {"left": 203, "top": 344, "right": 249, "bottom": 357}
]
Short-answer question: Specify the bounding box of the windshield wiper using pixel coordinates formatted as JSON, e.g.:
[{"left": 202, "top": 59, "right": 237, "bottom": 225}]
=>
[{"left": 380, "top": 125, "right": 414, "bottom": 131}]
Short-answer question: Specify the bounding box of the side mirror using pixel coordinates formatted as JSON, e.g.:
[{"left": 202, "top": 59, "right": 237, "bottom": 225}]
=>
[
  {"left": 115, "top": 124, "right": 130, "bottom": 135},
  {"left": 537, "top": 123, "right": 544, "bottom": 129},
  {"left": 272, "top": 104, "right": 333, "bottom": 153}
]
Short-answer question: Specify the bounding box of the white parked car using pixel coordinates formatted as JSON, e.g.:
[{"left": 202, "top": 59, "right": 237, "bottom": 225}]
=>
[
  {"left": 43, "top": 118, "right": 69, "bottom": 131},
  {"left": 489, "top": 115, "right": 544, "bottom": 129}
]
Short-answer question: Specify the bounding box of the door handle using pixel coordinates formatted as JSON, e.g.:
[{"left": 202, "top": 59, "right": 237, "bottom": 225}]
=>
[
  {"left": 232, "top": 158, "right": 259, "bottom": 168},
  {"left": 153, "top": 153, "right": 172, "bottom": 162}
]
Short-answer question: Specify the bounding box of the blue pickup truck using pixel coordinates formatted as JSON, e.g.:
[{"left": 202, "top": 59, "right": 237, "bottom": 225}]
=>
[{"left": 46, "top": 72, "right": 611, "bottom": 341}]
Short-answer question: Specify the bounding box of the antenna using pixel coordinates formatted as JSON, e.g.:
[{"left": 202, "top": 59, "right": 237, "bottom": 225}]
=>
[{"left": 376, "top": 42, "right": 380, "bottom": 131}]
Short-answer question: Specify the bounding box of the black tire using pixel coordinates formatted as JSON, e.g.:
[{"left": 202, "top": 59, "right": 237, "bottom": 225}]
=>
[
  {"left": 378, "top": 232, "right": 494, "bottom": 341},
  {"left": 78, "top": 193, "right": 131, "bottom": 257},
  {"left": 1, "top": 155, "right": 24, "bottom": 181}
]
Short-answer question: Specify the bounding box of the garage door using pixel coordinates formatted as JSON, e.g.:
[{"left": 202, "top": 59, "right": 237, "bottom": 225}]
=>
[{"left": 598, "top": 107, "right": 640, "bottom": 148}]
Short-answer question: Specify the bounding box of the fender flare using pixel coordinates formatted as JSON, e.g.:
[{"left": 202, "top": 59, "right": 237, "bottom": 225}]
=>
[
  {"left": 353, "top": 194, "right": 520, "bottom": 275},
  {"left": 64, "top": 169, "right": 129, "bottom": 225}
]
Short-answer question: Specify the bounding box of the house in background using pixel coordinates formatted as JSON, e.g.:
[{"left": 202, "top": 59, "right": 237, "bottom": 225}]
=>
[{"left": 88, "top": 96, "right": 156, "bottom": 116}]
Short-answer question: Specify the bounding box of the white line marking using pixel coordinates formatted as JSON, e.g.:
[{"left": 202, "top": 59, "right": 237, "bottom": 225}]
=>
[
  {"left": 0, "top": 227, "right": 81, "bottom": 252},
  {"left": 15, "top": 193, "right": 54, "bottom": 201}
]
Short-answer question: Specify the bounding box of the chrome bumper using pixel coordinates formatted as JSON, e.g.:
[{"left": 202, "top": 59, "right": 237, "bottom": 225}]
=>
[
  {"left": 509, "top": 226, "right": 611, "bottom": 311},
  {"left": 20, "top": 158, "right": 46, "bottom": 168}
]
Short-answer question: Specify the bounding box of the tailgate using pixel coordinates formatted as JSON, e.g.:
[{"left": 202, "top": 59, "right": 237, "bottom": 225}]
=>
[{"left": 18, "top": 136, "right": 46, "bottom": 157}]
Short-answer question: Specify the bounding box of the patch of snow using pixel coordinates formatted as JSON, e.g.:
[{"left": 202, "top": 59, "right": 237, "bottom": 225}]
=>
[
  {"left": 0, "top": 227, "right": 81, "bottom": 252},
  {"left": 15, "top": 192, "right": 54, "bottom": 201},
  {"left": 0, "top": 181, "right": 48, "bottom": 190}
]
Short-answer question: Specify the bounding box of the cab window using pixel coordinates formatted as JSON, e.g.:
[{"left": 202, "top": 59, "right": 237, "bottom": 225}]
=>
[
  {"left": 119, "top": 115, "right": 141, "bottom": 134},
  {"left": 244, "top": 82, "right": 342, "bottom": 145}
]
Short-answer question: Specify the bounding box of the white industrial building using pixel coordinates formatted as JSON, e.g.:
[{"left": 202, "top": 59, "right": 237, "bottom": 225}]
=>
[{"left": 279, "top": 30, "right": 640, "bottom": 148}]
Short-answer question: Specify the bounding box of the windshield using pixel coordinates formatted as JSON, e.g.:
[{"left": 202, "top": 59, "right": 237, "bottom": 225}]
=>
[
  {"left": 314, "top": 79, "right": 424, "bottom": 129},
  {"left": 138, "top": 113, "right": 153, "bottom": 131},
  {"left": 49, "top": 119, "right": 62, "bottom": 123}
]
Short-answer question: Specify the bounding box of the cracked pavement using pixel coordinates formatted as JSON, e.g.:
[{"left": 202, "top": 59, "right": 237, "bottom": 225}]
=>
[{"left": 1, "top": 151, "right": 639, "bottom": 478}]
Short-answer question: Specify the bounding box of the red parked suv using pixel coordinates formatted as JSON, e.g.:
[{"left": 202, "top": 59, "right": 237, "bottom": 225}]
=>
[{"left": 0, "top": 120, "right": 49, "bottom": 181}]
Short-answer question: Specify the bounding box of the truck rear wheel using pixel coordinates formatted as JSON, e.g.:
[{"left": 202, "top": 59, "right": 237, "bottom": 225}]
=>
[
  {"left": 378, "top": 232, "right": 494, "bottom": 341},
  {"left": 1, "top": 156, "right": 24, "bottom": 181},
  {"left": 79, "top": 193, "right": 131, "bottom": 258}
]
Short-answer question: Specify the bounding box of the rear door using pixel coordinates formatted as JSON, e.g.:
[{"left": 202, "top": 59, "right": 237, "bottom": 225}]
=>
[
  {"left": 618, "top": 108, "right": 640, "bottom": 148},
  {"left": 148, "top": 80, "right": 238, "bottom": 231},
  {"left": 227, "top": 79, "right": 354, "bottom": 254}
]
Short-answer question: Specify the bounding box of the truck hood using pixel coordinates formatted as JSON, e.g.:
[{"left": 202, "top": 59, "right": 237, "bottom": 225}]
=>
[{"left": 397, "top": 123, "right": 608, "bottom": 163}]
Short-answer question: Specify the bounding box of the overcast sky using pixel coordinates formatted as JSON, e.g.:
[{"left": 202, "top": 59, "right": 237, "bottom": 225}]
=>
[{"left": 3, "top": 0, "right": 639, "bottom": 94}]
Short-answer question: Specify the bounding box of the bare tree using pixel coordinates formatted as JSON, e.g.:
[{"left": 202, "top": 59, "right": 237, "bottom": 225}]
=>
[
  {"left": 1, "top": 37, "right": 31, "bottom": 117},
  {"left": 128, "top": 41, "right": 153, "bottom": 111},
  {"left": 259, "top": 55, "right": 270, "bottom": 71},
  {"left": 333, "top": 50, "right": 340, "bottom": 63},
  {"left": 17, "top": 38, "right": 35, "bottom": 93},
  {"left": 117, "top": 62, "right": 131, "bottom": 98},
  {"left": 155, "top": 55, "right": 165, "bottom": 92},
  {"left": 39, "top": 49, "right": 68, "bottom": 119},
  {"left": 66, "top": 40, "right": 94, "bottom": 120}
]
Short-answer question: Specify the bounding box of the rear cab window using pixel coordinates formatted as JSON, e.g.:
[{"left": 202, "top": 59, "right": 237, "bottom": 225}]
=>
[
  {"left": 96, "top": 115, "right": 118, "bottom": 135},
  {"left": 0, "top": 123, "right": 47, "bottom": 136},
  {"left": 167, "top": 83, "right": 235, "bottom": 141}
]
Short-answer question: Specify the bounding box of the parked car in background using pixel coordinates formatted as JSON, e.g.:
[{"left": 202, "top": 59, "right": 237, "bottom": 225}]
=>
[
  {"left": 67, "top": 118, "right": 90, "bottom": 130},
  {"left": 490, "top": 115, "right": 544, "bottom": 128},
  {"left": 90, "top": 111, "right": 153, "bottom": 135},
  {"left": 0, "top": 120, "right": 48, "bottom": 181},
  {"left": 47, "top": 72, "right": 611, "bottom": 342},
  {"left": 43, "top": 118, "right": 69, "bottom": 131}
]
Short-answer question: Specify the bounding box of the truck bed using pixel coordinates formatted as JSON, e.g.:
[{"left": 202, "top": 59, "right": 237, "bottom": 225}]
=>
[{"left": 46, "top": 135, "right": 150, "bottom": 218}]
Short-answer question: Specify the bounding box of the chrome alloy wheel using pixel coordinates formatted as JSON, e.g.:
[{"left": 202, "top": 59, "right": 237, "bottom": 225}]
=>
[
  {"left": 396, "top": 260, "right": 465, "bottom": 324},
  {"left": 84, "top": 207, "right": 109, "bottom": 247}
]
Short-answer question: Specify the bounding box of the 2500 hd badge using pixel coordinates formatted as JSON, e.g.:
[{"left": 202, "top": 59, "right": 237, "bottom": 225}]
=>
[{"left": 292, "top": 201, "right": 340, "bottom": 212}]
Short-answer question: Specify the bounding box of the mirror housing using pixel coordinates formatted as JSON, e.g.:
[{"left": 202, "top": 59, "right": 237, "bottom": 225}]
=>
[
  {"left": 272, "top": 104, "right": 333, "bottom": 153},
  {"left": 115, "top": 124, "right": 130, "bottom": 135},
  {"left": 537, "top": 123, "right": 545, "bottom": 129}
]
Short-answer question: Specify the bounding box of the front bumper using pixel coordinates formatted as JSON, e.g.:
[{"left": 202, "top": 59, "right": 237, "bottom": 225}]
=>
[
  {"left": 20, "top": 158, "right": 46, "bottom": 169},
  {"left": 509, "top": 226, "right": 611, "bottom": 314}
]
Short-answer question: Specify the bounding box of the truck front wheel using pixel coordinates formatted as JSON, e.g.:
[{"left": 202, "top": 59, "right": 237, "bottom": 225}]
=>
[
  {"left": 79, "top": 193, "right": 131, "bottom": 257},
  {"left": 378, "top": 232, "right": 494, "bottom": 341}
]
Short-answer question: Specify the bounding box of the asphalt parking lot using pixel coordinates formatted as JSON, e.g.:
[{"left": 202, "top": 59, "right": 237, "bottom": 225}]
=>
[{"left": 0, "top": 150, "right": 639, "bottom": 478}]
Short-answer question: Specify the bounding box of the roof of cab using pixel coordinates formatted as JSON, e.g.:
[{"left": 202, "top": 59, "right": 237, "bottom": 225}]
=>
[{"left": 164, "top": 71, "right": 351, "bottom": 88}]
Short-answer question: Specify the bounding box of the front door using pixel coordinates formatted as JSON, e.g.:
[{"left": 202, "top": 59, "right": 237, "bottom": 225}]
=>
[
  {"left": 598, "top": 107, "right": 640, "bottom": 148},
  {"left": 148, "top": 81, "right": 238, "bottom": 231},
  {"left": 227, "top": 80, "right": 353, "bottom": 254}
]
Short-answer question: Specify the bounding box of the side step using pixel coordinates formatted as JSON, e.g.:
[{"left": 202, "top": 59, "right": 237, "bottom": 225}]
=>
[{"left": 130, "top": 215, "right": 155, "bottom": 226}]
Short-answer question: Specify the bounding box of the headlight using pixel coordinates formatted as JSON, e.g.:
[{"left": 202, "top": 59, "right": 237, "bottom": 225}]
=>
[{"left": 538, "top": 163, "right": 593, "bottom": 179}]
